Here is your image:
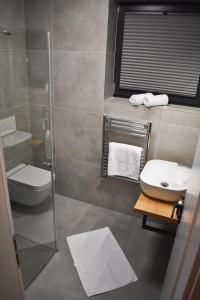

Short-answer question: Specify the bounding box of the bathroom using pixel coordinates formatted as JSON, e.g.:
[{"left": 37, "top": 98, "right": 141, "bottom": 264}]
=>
[{"left": 0, "top": 0, "right": 200, "bottom": 300}]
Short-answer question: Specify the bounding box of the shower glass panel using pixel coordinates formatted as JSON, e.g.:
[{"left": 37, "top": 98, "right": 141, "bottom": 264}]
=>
[{"left": 0, "top": 29, "right": 56, "bottom": 289}]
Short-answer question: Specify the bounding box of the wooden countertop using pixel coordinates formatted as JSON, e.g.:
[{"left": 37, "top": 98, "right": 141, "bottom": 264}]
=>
[{"left": 134, "top": 193, "right": 179, "bottom": 224}]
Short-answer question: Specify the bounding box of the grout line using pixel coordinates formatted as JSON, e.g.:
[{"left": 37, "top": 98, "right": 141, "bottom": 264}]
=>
[
  {"left": 4, "top": 103, "right": 29, "bottom": 111},
  {"left": 52, "top": 104, "right": 104, "bottom": 116},
  {"left": 53, "top": 49, "right": 107, "bottom": 55},
  {"left": 54, "top": 154, "right": 100, "bottom": 167},
  {"left": 0, "top": 48, "right": 27, "bottom": 51}
]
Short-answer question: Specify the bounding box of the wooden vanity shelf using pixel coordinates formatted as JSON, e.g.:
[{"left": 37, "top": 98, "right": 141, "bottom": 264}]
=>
[{"left": 134, "top": 193, "right": 179, "bottom": 236}]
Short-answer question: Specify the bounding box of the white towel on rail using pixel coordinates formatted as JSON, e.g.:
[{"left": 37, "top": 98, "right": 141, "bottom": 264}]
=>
[
  {"left": 144, "top": 94, "right": 168, "bottom": 107},
  {"left": 108, "top": 142, "right": 142, "bottom": 180},
  {"left": 129, "top": 93, "right": 153, "bottom": 105}
]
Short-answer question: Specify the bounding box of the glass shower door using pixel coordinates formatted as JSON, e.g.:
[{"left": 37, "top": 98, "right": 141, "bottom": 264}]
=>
[{"left": 0, "top": 30, "right": 56, "bottom": 288}]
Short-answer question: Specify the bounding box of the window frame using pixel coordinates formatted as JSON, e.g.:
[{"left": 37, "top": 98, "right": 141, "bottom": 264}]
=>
[{"left": 114, "top": 4, "right": 200, "bottom": 107}]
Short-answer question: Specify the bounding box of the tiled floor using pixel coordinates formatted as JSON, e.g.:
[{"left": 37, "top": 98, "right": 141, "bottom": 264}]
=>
[
  {"left": 16, "top": 235, "right": 55, "bottom": 288},
  {"left": 25, "top": 194, "right": 175, "bottom": 300},
  {"left": 12, "top": 196, "right": 56, "bottom": 246},
  {"left": 12, "top": 197, "right": 56, "bottom": 288}
]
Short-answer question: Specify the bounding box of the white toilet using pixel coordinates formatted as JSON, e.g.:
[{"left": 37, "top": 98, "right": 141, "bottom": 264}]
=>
[{"left": 7, "top": 163, "right": 52, "bottom": 206}]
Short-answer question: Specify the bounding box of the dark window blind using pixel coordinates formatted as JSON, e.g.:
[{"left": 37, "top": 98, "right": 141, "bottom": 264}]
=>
[{"left": 118, "top": 12, "right": 200, "bottom": 99}]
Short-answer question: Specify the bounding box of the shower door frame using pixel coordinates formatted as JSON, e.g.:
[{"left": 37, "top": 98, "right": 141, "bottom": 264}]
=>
[
  {"left": 0, "top": 141, "right": 25, "bottom": 300},
  {"left": 47, "top": 31, "right": 57, "bottom": 250}
]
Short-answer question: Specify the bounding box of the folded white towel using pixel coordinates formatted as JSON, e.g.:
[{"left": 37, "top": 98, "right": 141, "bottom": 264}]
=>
[
  {"left": 129, "top": 93, "right": 153, "bottom": 106},
  {"left": 108, "top": 142, "right": 142, "bottom": 180},
  {"left": 144, "top": 94, "right": 169, "bottom": 107}
]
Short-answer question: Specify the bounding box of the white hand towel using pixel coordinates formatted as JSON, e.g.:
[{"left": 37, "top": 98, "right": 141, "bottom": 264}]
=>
[
  {"left": 144, "top": 94, "right": 169, "bottom": 107},
  {"left": 129, "top": 93, "right": 153, "bottom": 106},
  {"left": 108, "top": 142, "right": 142, "bottom": 180}
]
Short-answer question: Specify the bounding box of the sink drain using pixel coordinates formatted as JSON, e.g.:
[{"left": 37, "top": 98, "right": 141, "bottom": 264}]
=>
[{"left": 160, "top": 182, "right": 169, "bottom": 187}]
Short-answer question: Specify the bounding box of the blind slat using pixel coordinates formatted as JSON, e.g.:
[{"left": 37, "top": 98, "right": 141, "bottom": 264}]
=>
[{"left": 120, "top": 13, "right": 200, "bottom": 97}]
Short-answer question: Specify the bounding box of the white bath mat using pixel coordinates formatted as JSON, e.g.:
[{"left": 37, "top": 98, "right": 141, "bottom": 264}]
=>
[{"left": 66, "top": 227, "right": 138, "bottom": 296}]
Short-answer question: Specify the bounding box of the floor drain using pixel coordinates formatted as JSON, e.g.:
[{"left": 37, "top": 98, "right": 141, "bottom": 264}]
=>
[{"left": 160, "top": 182, "right": 169, "bottom": 187}]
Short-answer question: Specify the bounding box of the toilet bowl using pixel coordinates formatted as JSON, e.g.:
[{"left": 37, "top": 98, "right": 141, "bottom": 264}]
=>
[{"left": 7, "top": 163, "right": 52, "bottom": 206}]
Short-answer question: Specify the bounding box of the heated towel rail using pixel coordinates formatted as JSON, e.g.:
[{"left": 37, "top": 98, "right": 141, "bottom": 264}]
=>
[{"left": 100, "top": 114, "right": 152, "bottom": 183}]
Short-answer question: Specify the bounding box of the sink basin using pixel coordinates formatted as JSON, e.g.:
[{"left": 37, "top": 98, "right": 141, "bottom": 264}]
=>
[{"left": 140, "top": 160, "right": 191, "bottom": 202}]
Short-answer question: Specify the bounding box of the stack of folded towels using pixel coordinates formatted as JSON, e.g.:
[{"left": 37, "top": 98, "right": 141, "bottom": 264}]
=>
[{"left": 129, "top": 92, "right": 168, "bottom": 107}]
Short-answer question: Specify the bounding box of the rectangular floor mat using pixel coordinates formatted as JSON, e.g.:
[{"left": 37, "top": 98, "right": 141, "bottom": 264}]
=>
[{"left": 66, "top": 227, "right": 138, "bottom": 296}]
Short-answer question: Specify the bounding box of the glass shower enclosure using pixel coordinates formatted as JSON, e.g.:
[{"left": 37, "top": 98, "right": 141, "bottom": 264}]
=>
[{"left": 0, "top": 28, "right": 56, "bottom": 288}]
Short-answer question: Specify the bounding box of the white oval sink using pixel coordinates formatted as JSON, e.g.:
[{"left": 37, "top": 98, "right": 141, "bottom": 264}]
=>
[{"left": 140, "top": 159, "right": 191, "bottom": 202}]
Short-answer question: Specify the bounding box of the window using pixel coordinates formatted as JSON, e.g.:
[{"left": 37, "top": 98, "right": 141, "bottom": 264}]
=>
[{"left": 114, "top": 5, "right": 200, "bottom": 107}]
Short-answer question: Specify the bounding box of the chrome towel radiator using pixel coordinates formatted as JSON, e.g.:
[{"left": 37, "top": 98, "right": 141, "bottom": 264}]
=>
[{"left": 100, "top": 114, "right": 152, "bottom": 183}]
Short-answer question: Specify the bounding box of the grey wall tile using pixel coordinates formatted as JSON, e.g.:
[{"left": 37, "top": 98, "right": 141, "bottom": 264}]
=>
[
  {"left": 55, "top": 155, "right": 99, "bottom": 205},
  {"left": 5, "top": 149, "right": 33, "bottom": 171},
  {"left": 106, "top": 0, "right": 117, "bottom": 53},
  {"left": 5, "top": 104, "right": 31, "bottom": 132},
  {"left": 157, "top": 124, "right": 199, "bottom": 166},
  {"left": 147, "top": 122, "right": 161, "bottom": 161},
  {"left": 3, "top": 138, "right": 32, "bottom": 163},
  {"left": 32, "top": 146, "right": 45, "bottom": 168},
  {"left": 25, "top": 31, "right": 49, "bottom": 51},
  {"left": 25, "top": 0, "right": 53, "bottom": 50},
  {"left": 53, "top": 0, "right": 109, "bottom": 51},
  {"left": 161, "top": 107, "right": 200, "bottom": 128},
  {"left": 24, "top": 0, "right": 53, "bottom": 33},
  {"left": 28, "top": 87, "right": 49, "bottom": 106},
  {"left": 104, "top": 52, "right": 115, "bottom": 99},
  {"left": 0, "top": 0, "right": 32, "bottom": 172},
  {"left": 54, "top": 50, "right": 105, "bottom": 113},
  {"left": 0, "top": 111, "right": 5, "bottom": 119},
  {"left": 104, "top": 98, "right": 163, "bottom": 122},
  {"left": 27, "top": 49, "right": 49, "bottom": 89},
  {"left": 0, "top": 83, "right": 4, "bottom": 112},
  {"left": 98, "top": 177, "right": 141, "bottom": 216},
  {"left": 30, "top": 103, "right": 49, "bottom": 140},
  {"left": 0, "top": 0, "right": 26, "bottom": 50},
  {"left": 0, "top": 50, "right": 28, "bottom": 109},
  {"left": 54, "top": 107, "right": 102, "bottom": 164}
]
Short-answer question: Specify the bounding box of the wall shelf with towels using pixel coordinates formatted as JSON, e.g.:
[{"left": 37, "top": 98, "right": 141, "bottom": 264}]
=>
[{"left": 100, "top": 114, "right": 152, "bottom": 183}]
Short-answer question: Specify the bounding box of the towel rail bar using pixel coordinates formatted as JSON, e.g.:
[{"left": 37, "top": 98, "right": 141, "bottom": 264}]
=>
[{"left": 100, "top": 114, "right": 152, "bottom": 183}]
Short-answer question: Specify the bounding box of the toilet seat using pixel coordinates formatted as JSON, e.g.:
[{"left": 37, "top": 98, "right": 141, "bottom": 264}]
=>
[{"left": 7, "top": 164, "right": 52, "bottom": 191}]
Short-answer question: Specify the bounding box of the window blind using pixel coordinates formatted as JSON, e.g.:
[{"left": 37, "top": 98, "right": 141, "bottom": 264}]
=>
[{"left": 120, "top": 13, "right": 200, "bottom": 98}]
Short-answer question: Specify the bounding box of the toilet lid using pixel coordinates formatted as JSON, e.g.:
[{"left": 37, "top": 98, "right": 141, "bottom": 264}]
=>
[{"left": 8, "top": 165, "right": 52, "bottom": 190}]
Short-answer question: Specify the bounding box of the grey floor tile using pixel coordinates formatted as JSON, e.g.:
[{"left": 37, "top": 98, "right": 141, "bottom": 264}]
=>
[
  {"left": 16, "top": 235, "right": 56, "bottom": 289},
  {"left": 25, "top": 195, "right": 174, "bottom": 300}
]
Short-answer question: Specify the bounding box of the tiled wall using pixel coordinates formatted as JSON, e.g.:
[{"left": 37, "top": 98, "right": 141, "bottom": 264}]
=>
[
  {"left": 24, "top": 0, "right": 200, "bottom": 216},
  {"left": 24, "top": 0, "right": 108, "bottom": 202},
  {"left": 104, "top": 0, "right": 117, "bottom": 99},
  {"left": 24, "top": 0, "right": 52, "bottom": 168},
  {"left": 53, "top": 0, "right": 109, "bottom": 204},
  {"left": 105, "top": 98, "right": 200, "bottom": 166},
  {"left": 0, "top": 0, "right": 32, "bottom": 170}
]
